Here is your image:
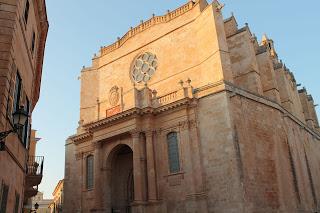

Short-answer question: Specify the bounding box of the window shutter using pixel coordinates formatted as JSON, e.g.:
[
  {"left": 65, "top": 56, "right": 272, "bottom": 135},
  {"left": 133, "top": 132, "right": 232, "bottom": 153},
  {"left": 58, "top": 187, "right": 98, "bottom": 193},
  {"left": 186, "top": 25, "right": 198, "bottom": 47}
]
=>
[
  {"left": 6, "top": 64, "right": 16, "bottom": 120},
  {"left": 0, "top": 183, "right": 9, "bottom": 212},
  {"left": 0, "top": 181, "right": 3, "bottom": 210},
  {"left": 13, "top": 72, "right": 21, "bottom": 112},
  {"left": 24, "top": 0, "right": 29, "bottom": 24},
  {"left": 22, "top": 98, "right": 30, "bottom": 148},
  {"left": 31, "top": 32, "right": 36, "bottom": 54},
  {"left": 14, "top": 193, "right": 20, "bottom": 213}
]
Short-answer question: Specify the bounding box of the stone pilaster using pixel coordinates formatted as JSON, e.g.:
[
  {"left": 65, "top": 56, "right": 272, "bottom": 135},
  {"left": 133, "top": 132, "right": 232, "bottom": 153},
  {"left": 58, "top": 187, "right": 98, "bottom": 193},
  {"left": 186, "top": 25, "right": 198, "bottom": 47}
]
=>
[
  {"left": 131, "top": 130, "right": 144, "bottom": 202},
  {"left": 145, "top": 130, "right": 157, "bottom": 201},
  {"left": 93, "top": 141, "right": 104, "bottom": 212}
]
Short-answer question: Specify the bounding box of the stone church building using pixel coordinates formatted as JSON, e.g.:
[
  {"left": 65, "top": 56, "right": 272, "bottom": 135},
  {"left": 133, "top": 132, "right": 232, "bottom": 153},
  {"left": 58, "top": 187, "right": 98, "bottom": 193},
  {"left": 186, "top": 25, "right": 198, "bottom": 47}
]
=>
[{"left": 64, "top": 0, "right": 320, "bottom": 212}]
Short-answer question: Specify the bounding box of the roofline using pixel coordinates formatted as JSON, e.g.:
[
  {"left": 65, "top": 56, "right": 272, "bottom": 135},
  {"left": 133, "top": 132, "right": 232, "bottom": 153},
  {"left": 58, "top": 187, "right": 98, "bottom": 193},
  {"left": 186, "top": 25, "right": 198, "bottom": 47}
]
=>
[
  {"left": 52, "top": 179, "right": 64, "bottom": 196},
  {"left": 99, "top": 1, "right": 197, "bottom": 57},
  {"left": 32, "top": 0, "right": 49, "bottom": 110}
]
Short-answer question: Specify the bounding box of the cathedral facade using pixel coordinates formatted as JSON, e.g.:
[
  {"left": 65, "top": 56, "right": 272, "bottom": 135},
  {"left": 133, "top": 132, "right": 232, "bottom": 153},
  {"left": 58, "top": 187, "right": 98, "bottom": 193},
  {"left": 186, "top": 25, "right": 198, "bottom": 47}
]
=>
[{"left": 64, "top": 1, "right": 320, "bottom": 212}]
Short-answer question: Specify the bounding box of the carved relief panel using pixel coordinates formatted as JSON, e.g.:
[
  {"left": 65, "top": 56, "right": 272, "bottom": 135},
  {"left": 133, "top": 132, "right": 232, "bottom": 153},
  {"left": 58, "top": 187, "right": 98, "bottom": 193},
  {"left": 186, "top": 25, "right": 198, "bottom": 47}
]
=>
[{"left": 106, "top": 86, "right": 122, "bottom": 117}]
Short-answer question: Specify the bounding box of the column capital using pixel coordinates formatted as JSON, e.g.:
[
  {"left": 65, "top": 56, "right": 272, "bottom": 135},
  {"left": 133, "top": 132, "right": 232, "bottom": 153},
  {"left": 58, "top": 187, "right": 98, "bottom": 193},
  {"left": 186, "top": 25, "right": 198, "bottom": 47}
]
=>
[
  {"left": 75, "top": 152, "right": 83, "bottom": 160},
  {"left": 93, "top": 140, "right": 102, "bottom": 149},
  {"left": 144, "top": 129, "right": 154, "bottom": 138},
  {"left": 154, "top": 128, "right": 162, "bottom": 136},
  {"left": 130, "top": 129, "right": 141, "bottom": 138}
]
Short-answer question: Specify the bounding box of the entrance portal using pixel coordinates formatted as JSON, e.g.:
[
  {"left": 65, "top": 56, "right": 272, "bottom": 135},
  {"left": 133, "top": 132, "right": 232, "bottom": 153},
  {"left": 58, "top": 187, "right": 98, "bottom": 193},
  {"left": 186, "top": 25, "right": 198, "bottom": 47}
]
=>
[{"left": 111, "top": 145, "right": 134, "bottom": 213}]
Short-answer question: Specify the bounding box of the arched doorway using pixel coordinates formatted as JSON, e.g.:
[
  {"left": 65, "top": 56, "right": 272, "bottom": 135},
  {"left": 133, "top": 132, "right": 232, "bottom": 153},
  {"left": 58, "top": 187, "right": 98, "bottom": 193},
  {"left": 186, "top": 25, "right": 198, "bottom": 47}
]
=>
[{"left": 110, "top": 145, "right": 134, "bottom": 213}]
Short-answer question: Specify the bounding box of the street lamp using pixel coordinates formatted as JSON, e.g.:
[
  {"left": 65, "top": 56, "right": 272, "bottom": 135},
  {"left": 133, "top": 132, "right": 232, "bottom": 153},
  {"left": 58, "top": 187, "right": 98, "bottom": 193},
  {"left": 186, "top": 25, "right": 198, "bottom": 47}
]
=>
[
  {"left": 30, "top": 202, "right": 39, "bottom": 212},
  {"left": 0, "top": 106, "right": 29, "bottom": 151}
]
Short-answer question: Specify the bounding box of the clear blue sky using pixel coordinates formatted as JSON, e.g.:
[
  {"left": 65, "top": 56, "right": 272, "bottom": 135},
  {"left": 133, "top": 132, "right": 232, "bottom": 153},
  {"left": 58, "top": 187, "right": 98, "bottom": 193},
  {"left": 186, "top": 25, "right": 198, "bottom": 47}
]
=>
[{"left": 33, "top": 0, "right": 320, "bottom": 198}]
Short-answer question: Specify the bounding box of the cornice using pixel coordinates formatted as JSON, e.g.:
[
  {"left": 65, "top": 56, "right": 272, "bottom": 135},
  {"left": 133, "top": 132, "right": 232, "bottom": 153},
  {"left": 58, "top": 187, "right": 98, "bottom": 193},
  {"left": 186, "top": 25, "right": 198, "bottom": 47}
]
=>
[
  {"left": 69, "top": 97, "right": 193, "bottom": 144},
  {"left": 223, "top": 81, "right": 320, "bottom": 140},
  {"left": 72, "top": 131, "right": 93, "bottom": 145},
  {"left": 70, "top": 82, "right": 320, "bottom": 145},
  {"left": 32, "top": 0, "right": 49, "bottom": 109},
  {"left": 86, "top": 108, "right": 140, "bottom": 131},
  {"left": 90, "top": 98, "right": 191, "bottom": 129}
]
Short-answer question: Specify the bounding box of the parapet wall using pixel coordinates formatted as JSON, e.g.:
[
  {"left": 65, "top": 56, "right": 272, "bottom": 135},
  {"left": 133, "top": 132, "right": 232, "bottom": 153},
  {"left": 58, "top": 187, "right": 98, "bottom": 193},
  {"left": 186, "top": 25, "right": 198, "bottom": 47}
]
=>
[{"left": 224, "top": 15, "right": 319, "bottom": 132}]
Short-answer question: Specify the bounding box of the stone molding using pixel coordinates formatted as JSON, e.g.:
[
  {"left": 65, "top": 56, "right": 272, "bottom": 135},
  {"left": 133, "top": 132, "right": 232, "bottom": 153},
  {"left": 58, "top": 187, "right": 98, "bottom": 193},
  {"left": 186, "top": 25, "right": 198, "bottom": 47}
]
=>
[
  {"left": 72, "top": 131, "right": 93, "bottom": 145},
  {"left": 185, "top": 192, "right": 208, "bottom": 200},
  {"left": 69, "top": 81, "right": 320, "bottom": 145},
  {"left": 85, "top": 97, "right": 191, "bottom": 131}
]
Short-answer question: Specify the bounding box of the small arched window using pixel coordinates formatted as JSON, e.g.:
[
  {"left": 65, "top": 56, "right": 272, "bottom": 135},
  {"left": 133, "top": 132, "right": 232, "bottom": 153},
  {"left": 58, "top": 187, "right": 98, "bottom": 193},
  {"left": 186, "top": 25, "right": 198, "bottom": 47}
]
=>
[
  {"left": 86, "top": 155, "right": 94, "bottom": 189},
  {"left": 167, "top": 132, "right": 180, "bottom": 173}
]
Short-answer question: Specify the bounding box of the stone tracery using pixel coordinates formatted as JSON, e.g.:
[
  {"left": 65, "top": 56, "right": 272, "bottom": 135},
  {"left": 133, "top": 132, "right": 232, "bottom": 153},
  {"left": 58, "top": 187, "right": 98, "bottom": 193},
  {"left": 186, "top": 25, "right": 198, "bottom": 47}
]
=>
[{"left": 131, "top": 52, "right": 158, "bottom": 84}]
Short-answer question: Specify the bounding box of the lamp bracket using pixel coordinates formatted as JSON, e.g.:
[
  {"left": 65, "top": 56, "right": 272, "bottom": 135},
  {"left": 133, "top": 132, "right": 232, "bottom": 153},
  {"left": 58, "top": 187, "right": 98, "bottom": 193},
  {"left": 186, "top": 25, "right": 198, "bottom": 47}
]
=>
[{"left": 0, "top": 130, "right": 14, "bottom": 141}]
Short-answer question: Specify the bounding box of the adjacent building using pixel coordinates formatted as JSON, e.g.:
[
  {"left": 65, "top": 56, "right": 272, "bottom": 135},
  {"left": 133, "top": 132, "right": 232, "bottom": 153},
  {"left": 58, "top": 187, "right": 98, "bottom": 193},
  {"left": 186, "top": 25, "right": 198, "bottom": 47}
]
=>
[
  {"left": 64, "top": 0, "right": 320, "bottom": 212},
  {"left": 49, "top": 179, "right": 64, "bottom": 213},
  {"left": 0, "top": 0, "right": 48, "bottom": 212},
  {"left": 23, "top": 130, "right": 45, "bottom": 212},
  {"left": 24, "top": 191, "right": 52, "bottom": 213}
]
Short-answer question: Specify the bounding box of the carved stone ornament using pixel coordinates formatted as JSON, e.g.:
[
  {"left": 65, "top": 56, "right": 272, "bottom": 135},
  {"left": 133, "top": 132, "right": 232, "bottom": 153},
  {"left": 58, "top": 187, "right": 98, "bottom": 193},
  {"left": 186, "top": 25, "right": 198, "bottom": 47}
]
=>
[
  {"left": 109, "top": 86, "right": 120, "bottom": 107},
  {"left": 131, "top": 52, "right": 158, "bottom": 84},
  {"left": 180, "top": 119, "right": 197, "bottom": 130},
  {"left": 75, "top": 152, "right": 83, "bottom": 160}
]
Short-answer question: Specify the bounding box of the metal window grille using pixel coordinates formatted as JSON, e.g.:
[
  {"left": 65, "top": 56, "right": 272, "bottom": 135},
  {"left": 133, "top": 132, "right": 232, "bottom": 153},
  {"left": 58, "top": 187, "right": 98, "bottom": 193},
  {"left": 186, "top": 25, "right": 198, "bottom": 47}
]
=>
[
  {"left": 167, "top": 132, "right": 180, "bottom": 173},
  {"left": 86, "top": 155, "right": 94, "bottom": 189}
]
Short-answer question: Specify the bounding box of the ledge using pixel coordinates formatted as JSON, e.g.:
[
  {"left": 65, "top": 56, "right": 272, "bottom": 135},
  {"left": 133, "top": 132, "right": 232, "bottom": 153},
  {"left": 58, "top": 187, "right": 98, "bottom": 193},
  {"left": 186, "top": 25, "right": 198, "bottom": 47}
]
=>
[{"left": 70, "top": 81, "right": 320, "bottom": 144}]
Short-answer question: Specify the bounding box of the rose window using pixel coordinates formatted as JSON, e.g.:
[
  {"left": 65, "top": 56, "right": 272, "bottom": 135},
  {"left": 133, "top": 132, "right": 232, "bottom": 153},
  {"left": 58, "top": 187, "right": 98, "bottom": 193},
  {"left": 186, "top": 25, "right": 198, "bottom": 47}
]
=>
[{"left": 131, "top": 52, "right": 158, "bottom": 83}]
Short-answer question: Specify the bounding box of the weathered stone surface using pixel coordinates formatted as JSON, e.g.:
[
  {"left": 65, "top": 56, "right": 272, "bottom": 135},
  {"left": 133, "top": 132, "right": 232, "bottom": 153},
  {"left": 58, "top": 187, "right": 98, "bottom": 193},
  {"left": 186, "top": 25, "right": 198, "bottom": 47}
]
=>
[
  {"left": 0, "top": 0, "right": 48, "bottom": 212},
  {"left": 64, "top": 1, "right": 320, "bottom": 213}
]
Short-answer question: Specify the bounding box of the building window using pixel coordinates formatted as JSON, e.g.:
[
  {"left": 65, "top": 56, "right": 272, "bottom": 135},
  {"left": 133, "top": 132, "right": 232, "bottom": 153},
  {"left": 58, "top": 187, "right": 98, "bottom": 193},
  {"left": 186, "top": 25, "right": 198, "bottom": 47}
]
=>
[
  {"left": 14, "top": 192, "right": 20, "bottom": 213},
  {"left": 0, "top": 181, "right": 9, "bottom": 212},
  {"left": 167, "top": 132, "right": 180, "bottom": 173},
  {"left": 13, "top": 72, "right": 22, "bottom": 113},
  {"left": 31, "top": 32, "right": 36, "bottom": 54},
  {"left": 22, "top": 98, "right": 30, "bottom": 148},
  {"left": 6, "top": 63, "right": 16, "bottom": 120},
  {"left": 86, "top": 155, "right": 94, "bottom": 189},
  {"left": 24, "top": 0, "right": 30, "bottom": 24}
]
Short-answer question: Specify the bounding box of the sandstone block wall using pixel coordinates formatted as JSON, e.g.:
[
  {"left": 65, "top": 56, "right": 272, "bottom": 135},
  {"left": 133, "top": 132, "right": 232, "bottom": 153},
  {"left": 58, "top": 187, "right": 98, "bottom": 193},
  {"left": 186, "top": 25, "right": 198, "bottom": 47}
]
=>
[
  {"left": 64, "top": 1, "right": 320, "bottom": 212},
  {"left": 0, "top": 0, "right": 48, "bottom": 211}
]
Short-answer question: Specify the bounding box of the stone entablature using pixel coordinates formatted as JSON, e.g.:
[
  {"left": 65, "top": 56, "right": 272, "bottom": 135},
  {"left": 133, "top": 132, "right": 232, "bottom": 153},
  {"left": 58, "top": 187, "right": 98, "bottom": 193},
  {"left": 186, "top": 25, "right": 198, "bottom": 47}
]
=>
[
  {"left": 71, "top": 81, "right": 320, "bottom": 146},
  {"left": 70, "top": 84, "right": 195, "bottom": 144}
]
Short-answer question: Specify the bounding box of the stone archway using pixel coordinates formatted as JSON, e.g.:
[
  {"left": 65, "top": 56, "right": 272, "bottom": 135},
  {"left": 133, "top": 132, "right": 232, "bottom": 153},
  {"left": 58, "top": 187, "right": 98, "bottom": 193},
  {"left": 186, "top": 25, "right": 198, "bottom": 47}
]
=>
[{"left": 108, "top": 144, "right": 134, "bottom": 213}]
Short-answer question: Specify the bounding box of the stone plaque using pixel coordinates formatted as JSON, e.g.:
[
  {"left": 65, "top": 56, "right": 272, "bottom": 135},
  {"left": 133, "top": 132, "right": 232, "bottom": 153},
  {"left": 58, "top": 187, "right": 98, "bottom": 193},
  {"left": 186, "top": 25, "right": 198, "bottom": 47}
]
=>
[{"left": 106, "top": 105, "right": 121, "bottom": 117}]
